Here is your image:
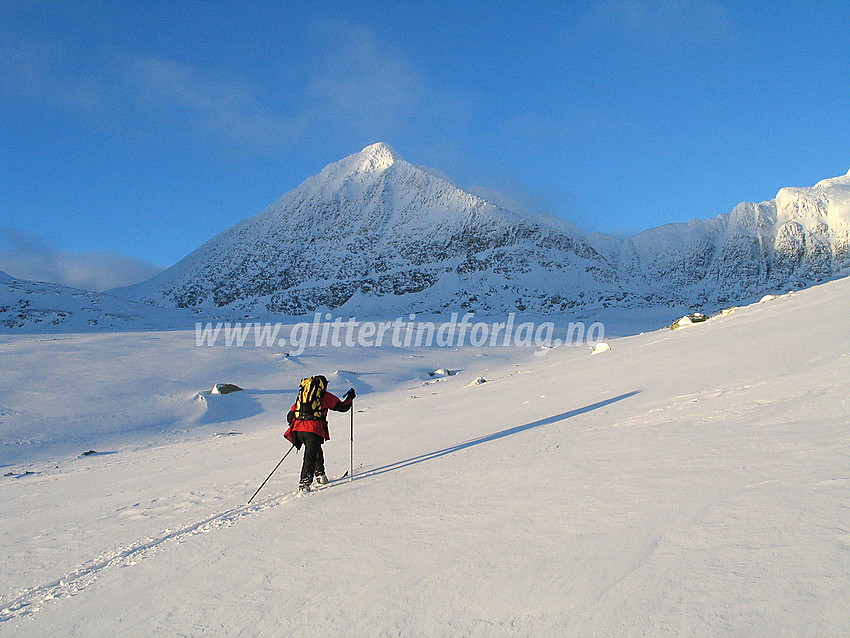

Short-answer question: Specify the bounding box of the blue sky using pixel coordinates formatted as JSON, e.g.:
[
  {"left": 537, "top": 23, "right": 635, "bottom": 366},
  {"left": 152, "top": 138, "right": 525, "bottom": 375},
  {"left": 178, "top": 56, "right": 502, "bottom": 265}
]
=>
[{"left": 2, "top": 1, "right": 849, "bottom": 284}]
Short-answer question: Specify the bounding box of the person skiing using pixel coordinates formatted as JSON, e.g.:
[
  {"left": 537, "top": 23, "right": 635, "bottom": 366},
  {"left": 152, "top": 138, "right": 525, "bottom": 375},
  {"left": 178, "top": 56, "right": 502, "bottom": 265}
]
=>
[{"left": 284, "top": 375, "right": 355, "bottom": 492}]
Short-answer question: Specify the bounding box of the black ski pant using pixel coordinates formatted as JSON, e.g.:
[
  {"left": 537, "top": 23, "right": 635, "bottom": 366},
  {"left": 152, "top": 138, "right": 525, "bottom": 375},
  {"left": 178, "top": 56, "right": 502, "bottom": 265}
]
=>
[{"left": 296, "top": 431, "right": 325, "bottom": 485}]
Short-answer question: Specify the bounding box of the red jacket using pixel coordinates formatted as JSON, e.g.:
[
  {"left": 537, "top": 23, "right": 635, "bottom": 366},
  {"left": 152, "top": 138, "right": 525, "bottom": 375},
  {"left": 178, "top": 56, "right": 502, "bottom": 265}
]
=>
[{"left": 285, "top": 391, "right": 351, "bottom": 442}]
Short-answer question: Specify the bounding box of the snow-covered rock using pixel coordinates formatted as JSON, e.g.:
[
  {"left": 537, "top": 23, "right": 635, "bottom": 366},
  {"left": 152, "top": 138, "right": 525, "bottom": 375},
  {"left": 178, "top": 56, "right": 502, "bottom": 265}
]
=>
[
  {"left": 670, "top": 313, "right": 708, "bottom": 330},
  {"left": 590, "top": 342, "right": 611, "bottom": 355},
  {"left": 117, "top": 148, "right": 849, "bottom": 318},
  {"left": 211, "top": 383, "right": 243, "bottom": 395},
  {"left": 0, "top": 144, "right": 831, "bottom": 328}
]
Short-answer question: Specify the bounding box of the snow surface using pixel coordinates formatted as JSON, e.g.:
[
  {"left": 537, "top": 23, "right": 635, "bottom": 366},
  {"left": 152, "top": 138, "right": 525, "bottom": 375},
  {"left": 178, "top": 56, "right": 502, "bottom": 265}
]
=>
[{"left": 1, "top": 277, "right": 848, "bottom": 636}]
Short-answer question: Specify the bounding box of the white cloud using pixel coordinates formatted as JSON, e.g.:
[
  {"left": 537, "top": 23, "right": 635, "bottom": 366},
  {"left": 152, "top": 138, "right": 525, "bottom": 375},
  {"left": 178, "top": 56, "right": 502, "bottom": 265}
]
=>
[
  {"left": 2, "top": 19, "right": 467, "bottom": 155},
  {"left": 0, "top": 35, "right": 108, "bottom": 113},
  {"left": 0, "top": 228, "right": 162, "bottom": 292},
  {"left": 586, "top": 0, "right": 740, "bottom": 48},
  {"left": 306, "top": 20, "right": 423, "bottom": 131},
  {"left": 1, "top": 35, "right": 307, "bottom": 152},
  {"left": 120, "top": 21, "right": 445, "bottom": 151},
  {"left": 123, "top": 55, "right": 308, "bottom": 151}
]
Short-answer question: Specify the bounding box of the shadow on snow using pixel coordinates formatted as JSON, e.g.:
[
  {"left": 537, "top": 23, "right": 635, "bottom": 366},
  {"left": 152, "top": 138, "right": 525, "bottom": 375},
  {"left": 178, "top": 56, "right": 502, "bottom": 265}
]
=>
[{"left": 355, "top": 390, "right": 641, "bottom": 481}]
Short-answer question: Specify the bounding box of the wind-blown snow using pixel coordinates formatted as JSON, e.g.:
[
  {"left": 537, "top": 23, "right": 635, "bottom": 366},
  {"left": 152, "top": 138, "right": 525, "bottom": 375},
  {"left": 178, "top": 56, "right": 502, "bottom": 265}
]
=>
[{"left": 1, "top": 277, "right": 847, "bottom": 635}]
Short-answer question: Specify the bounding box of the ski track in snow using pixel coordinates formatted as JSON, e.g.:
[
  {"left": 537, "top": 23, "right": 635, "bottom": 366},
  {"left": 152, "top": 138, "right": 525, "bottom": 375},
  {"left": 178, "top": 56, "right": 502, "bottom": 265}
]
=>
[
  {"left": 1, "top": 469, "right": 354, "bottom": 624},
  {"left": 0, "top": 490, "right": 297, "bottom": 623}
]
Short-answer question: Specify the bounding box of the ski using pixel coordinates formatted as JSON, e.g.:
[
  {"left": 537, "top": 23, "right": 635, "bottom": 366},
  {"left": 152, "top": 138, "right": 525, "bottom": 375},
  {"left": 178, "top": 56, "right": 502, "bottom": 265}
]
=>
[
  {"left": 295, "top": 471, "right": 350, "bottom": 497},
  {"left": 316, "top": 470, "right": 349, "bottom": 489}
]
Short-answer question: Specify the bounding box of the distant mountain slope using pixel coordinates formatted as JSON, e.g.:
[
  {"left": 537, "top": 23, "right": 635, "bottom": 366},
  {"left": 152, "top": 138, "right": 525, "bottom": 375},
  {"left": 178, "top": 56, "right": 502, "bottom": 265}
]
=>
[
  {"left": 0, "top": 273, "right": 194, "bottom": 333},
  {"left": 588, "top": 170, "right": 850, "bottom": 305},
  {"left": 115, "top": 146, "right": 849, "bottom": 315}
]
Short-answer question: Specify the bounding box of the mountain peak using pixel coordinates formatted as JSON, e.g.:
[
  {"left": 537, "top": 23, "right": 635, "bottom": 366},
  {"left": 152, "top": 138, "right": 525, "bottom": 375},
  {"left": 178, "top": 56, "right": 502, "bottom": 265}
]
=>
[
  {"left": 305, "top": 143, "right": 406, "bottom": 197},
  {"left": 360, "top": 141, "right": 398, "bottom": 157},
  {"left": 353, "top": 142, "right": 400, "bottom": 171}
]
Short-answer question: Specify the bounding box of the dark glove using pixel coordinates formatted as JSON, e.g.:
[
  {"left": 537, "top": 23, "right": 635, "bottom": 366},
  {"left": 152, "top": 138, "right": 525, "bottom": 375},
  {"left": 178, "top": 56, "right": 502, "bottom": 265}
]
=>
[
  {"left": 343, "top": 388, "right": 356, "bottom": 401},
  {"left": 287, "top": 410, "right": 295, "bottom": 424}
]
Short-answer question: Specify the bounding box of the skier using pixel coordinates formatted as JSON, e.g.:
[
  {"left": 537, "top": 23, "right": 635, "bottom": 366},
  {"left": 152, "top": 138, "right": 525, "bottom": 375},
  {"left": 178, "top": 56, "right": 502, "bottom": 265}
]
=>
[{"left": 284, "top": 375, "right": 355, "bottom": 492}]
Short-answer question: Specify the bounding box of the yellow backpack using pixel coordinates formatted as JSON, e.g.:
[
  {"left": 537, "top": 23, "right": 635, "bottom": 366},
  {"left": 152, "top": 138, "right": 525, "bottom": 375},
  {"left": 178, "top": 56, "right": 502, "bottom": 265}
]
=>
[{"left": 294, "top": 375, "right": 328, "bottom": 421}]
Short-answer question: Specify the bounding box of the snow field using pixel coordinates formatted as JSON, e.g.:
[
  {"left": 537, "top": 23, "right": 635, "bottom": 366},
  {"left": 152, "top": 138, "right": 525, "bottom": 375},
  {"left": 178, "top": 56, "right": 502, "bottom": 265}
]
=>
[{"left": 0, "top": 277, "right": 848, "bottom": 635}]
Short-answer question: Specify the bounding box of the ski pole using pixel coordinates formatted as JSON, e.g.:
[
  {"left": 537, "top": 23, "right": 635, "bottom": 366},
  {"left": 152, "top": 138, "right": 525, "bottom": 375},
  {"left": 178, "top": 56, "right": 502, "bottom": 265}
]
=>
[
  {"left": 349, "top": 399, "right": 354, "bottom": 482},
  {"left": 247, "top": 444, "right": 296, "bottom": 505}
]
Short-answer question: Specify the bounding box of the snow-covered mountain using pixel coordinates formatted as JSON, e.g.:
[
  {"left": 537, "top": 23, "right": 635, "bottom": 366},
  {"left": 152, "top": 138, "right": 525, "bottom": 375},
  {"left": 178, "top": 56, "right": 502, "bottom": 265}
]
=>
[
  {"left": 116, "top": 145, "right": 849, "bottom": 316},
  {"left": 589, "top": 170, "right": 850, "bottom": 305},
  {"left": 113, "top": 144, "right": 651, "bottom": 315}
]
